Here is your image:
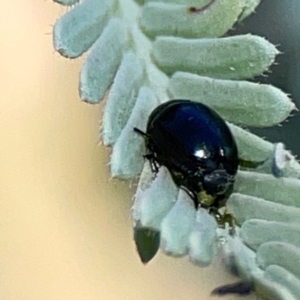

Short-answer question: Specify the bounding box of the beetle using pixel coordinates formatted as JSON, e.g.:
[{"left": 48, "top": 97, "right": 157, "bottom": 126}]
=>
[
  {"left": 134, "top": 99, "right": 264, "bottom": 296},
  {"left": 134, "top": 99, "right": 239, "bottom": 211}
]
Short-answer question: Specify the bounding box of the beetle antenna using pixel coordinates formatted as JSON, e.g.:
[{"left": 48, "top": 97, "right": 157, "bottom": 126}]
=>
[{"left": 133, "top": 127, "right": 147, "bottom": 136}]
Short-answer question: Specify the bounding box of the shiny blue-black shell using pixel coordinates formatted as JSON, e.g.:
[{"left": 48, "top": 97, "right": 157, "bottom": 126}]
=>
[{"left": 143, "top": 99, "right": 238, "bottom": 205}]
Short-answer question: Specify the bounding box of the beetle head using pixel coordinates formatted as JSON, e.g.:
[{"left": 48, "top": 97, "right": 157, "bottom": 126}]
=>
[{"left": 203, "top": 169, "right": 235, "bottom": 195}]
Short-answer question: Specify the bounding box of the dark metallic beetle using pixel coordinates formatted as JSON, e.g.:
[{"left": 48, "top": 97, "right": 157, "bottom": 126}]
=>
[
  {"left": 134, "top": 100, "right": 255, "bottom": 295},
  {"left": 134, "top": 99, "right": 238, "bottom": 210}
]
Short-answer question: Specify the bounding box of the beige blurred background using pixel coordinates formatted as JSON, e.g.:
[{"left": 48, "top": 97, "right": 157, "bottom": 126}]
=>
[{"left": 0, "top": 1, "right": 255, "bottom": 299}]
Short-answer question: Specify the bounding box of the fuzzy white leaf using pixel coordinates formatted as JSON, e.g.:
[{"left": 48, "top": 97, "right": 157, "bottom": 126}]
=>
[
  {"left": 169, "top": 72, "right": 294, "bottom": 127},
  {"left": 110, "top": 87, "right": 159, "bottom": 179},
  {"left": 53, "top": 0, "right": 114, "bottom": 58},
  {"left": 160, "top": 190, "right": 196, "bottom": 256},
  {"left": 153, "top": 35, "right": 279, "bottom": 79},
  {"left": 103, "top": 52, "right": 144, "bottom": 146},
  {"left": 80, "top": 18, "right": 127, "bottom": 103}
]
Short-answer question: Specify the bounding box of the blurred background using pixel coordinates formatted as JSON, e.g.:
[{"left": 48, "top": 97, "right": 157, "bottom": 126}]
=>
[{"left": 0, "top": 1, "right": 298, "bottom": 300}]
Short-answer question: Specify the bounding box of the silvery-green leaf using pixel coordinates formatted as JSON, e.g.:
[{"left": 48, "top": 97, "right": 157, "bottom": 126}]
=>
[
  {"left": 282, "top": 153, "right": 300, "bottom": 178},
  {"left": 257, "top": 242, "right": 300, "bottom": 279},
  {"left": 141, "top": 0, "right": 242, "bottom": 39},
  {"left": 220, "top": 242, "right": 296, "bottom": 299},
  {"left": 241, "top": 219, "right": 300, "bottom": 250},
  {"left": 229, "top": 124, "right": 273, "bottom": 163},
  {"left": 53, "top": 0, "right": 114, "bottom": 58},
  {"left": 227, "top": 193, "right": 300, "bottom": 226},
  {"left": 220, "top": 235, "right": 259, "bottom": 280},
  {"left": 153, "top": 35, "right": 278, "bottom": 79},
  {"left": 128, "top": 26, "right": 170, "bottom": 102},
  {"left": 51, "top": 0, "right": 300, "bottom": 298},
  {"left": 264, "top": 265, "right": 300, "bottom": 299},
  {"left": 188, "top": 208, "right": 218, "bottom": 267},
  {"left": 230, "top": 124, "right": 300, "bottom": 179},
  {"left": 272, "top": 143, "right": 287, "bottom": 178},
  {"left": 238, "top": 0, "right": 261, "bottom": 21},
  {"left": 234, "top": 171, "right": 300, "bottom": 207},
  {"left": 80, "top": 18, "right": 127, "bottom": 103},
  {"left": 228, "top": 129, "right": 300, "bottom": 177},
  {"left": 160, "top": 190, "right": 196, "bottom": 256},
  {"left": 254, "top": 273, "right": 297, "bottom": 300},
  {"left": 132, "top": 162, "right": 153, "bottom": 223},
  {"left": 102, "top": 52, "right": 144, "bottom": 146},
  {"left": 133, "top": 166, "right": 178, "bottom": 230},
  {"left": 134, "top": 161, "right": 153, "bottom": 194},
  {"left": 110, "top": 87, "right": 159, "bottom": 179},
  {"left": 169, "top": 72, "right": 294, "bottom": 127}
]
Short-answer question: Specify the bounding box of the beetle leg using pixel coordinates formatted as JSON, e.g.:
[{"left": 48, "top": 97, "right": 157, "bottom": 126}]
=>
[
  {"left": 133, "top": 128, "right": 160, "bottom": 176},
  {"left": 180, "top": 187, "right": 199, "bottom": 209},
  {"left": 144, "top": 154, "right": 160, "bottom": 176}
]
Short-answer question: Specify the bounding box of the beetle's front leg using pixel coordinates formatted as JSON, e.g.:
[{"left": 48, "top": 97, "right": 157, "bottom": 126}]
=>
[
  {"left": 144, "top": 154, "right": 160, "bottom": 177},
  {"left": 180, "top": 186, "right": 199, "bottom": 209}
]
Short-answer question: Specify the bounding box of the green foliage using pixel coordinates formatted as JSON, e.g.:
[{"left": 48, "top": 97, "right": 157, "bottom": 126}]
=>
[{"left": 52, "top": 0, "right": 300, "bottom": 298}]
